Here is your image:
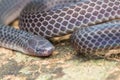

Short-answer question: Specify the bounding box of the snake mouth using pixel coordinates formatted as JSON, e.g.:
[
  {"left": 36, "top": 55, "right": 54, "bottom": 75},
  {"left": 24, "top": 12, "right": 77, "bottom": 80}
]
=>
[
  {"left": 40, "top": 47, "right": 55, "bottom": 57},
  {"left": 34, "top": 45, "right": 55, "bottom": 57}
]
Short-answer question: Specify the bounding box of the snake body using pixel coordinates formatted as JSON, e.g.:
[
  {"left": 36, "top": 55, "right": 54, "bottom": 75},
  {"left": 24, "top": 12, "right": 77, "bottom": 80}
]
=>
[
  {"left": 0, "top": 0, "right": 55, "bottom": 56},
  {"left": 0, "top": 0, "right": 120, "bottom": 57}
]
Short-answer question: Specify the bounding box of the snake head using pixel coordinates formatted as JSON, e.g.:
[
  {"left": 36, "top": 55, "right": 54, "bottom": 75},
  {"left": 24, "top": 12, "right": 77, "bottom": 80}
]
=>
[{"left": 24, "top": 36, "right": 55, "bottom": 57}]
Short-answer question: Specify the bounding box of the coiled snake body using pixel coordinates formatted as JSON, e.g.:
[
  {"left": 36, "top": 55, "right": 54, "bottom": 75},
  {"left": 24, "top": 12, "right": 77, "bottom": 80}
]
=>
[{"left": 0, "top": 0, "right": 120, "bottom": 57}]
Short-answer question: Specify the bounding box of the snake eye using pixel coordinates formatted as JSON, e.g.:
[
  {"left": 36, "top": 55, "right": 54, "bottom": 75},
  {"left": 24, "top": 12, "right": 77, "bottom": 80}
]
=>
[
  {"left": 36, "top": 48, "right": 45, "bottom": 53},
  {"left": 35, "top": 46, "right": 55, "bottom": 56}
]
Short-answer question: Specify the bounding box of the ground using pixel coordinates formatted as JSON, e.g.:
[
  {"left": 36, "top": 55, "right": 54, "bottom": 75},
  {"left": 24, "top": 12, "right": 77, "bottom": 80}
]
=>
[{"left": 0, "top": 21, "right": 120, "bottom": 80}]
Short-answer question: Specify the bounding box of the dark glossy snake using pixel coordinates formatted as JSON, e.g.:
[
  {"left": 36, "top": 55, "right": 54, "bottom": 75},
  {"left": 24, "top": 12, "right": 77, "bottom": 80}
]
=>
[{"left": 0, "top": 0, "right": 120, "bottom": 57}]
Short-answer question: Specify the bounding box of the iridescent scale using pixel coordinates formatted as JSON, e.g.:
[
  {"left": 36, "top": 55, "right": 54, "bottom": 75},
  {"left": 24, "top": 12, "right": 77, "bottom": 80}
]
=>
[
  {"left": 19, "top": 0, "right": 120, "bottom": 56},
  {"left": 0, "top": 0, "right": 119, "bottom": 57}
]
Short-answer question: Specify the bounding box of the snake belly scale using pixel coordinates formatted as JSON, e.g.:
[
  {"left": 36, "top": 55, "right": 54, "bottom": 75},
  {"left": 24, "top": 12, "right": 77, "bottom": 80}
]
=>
[{"left": 0, "top": 0, "right": 120, "bottom": 57}]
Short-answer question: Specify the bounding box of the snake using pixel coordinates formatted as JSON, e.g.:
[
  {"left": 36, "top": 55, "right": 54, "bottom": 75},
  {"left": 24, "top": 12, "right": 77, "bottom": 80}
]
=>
[{"left": 0, "top": 0, "right": 119, "bottom": 57}]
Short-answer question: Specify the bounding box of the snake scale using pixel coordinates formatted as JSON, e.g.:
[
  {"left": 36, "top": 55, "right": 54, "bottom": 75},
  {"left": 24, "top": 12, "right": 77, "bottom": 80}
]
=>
[{"left": 0, "top": 0, "right": 120, "bottom": 57}]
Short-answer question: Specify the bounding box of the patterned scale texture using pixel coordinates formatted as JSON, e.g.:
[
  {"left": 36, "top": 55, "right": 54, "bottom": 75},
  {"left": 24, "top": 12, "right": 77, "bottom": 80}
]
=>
[
  {"left": 0, "top": 24, "right": 53, "bottom": 56},
  {"left": 19, "top": 0, "right": 119, "bottom": 38},
  {"left": 0, "top": 24, "right": 32, "bottom": 53},
  {"left": 71, "top": 22, "right": 120, "bottom": 55}
]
